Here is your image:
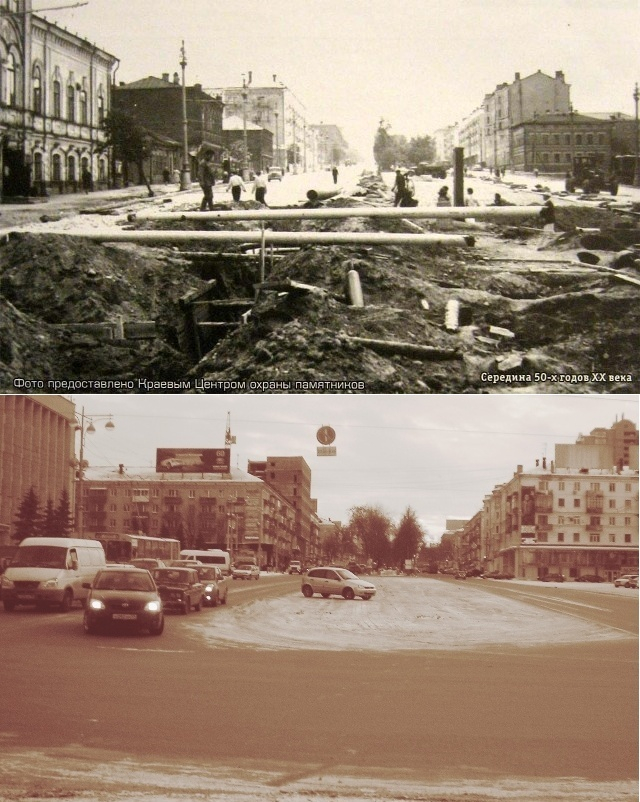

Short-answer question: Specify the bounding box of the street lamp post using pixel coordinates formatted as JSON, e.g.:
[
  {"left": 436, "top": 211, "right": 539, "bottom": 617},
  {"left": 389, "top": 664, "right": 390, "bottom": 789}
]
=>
[
  {"left": 274, "top": 110, "right": 279, "bottom": 169},
  {"left": 179, "top": 40, "right": 191, "bottom": 191},
  {"left": 74, "top": 408, "right": 114, "bottom": 536},
  {"left": 634, "top": 82, "right": 640, "bottom": 187}
]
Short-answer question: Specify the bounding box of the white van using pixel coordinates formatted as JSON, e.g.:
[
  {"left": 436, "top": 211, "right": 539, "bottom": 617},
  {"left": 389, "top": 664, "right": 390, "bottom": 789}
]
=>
[
  {"left": 180, "top": 549, "right": 231, "bottom": 576},
  {"left": 0, "top": 537, "right": 106, "bottom": 612}
]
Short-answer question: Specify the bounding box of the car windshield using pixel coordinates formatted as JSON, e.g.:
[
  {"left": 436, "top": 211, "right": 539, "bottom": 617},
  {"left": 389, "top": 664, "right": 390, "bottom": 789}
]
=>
[
  {"left": 335, "top": 569, "right": 359, "bottom": 580},
  {"left": 11, "top": 546, "right": 67, "bottom": 568},
  {"left": 197, "top": 568, "right": 218, "bottom": 581},
  {"left": 95, "top": 571, "right": 154, "bottom": 591},
  {"left": 154, "top": 569, "right": 190, "bottom": 586}
]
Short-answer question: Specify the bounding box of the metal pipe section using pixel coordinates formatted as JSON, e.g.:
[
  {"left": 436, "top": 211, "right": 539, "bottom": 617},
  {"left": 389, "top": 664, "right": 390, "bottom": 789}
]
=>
[
  {"left": 32, "top": 230, "right": 475, "bottom": 246},
  {"left": 131, "top": 205, "right": 540, "bottom": 222},
  {"left": 347, "top": 270, "right": 364, "bottom": 307}
]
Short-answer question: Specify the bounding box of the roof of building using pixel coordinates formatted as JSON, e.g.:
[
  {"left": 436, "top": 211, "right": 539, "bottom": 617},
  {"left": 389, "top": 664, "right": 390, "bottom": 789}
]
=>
[
  {"left": 118, "top": 76, "right": 176, "bottom": 90},
  {"left": 83, "top": 466, "right": 264, "bottom": 484},
  {"left": 520, "top": 112, "right": 608, "bottom": 126}
]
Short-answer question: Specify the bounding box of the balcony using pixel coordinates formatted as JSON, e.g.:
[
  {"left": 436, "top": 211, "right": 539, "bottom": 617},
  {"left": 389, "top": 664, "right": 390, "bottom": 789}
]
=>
[{"left": 586, "top": 524, "right": 602, "bottom": 532}]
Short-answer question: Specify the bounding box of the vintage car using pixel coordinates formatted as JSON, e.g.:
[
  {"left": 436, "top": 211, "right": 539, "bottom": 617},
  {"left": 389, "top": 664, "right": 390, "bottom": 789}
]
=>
[{"left": 152, "top": 567, "right": 203, "bottom": 614}]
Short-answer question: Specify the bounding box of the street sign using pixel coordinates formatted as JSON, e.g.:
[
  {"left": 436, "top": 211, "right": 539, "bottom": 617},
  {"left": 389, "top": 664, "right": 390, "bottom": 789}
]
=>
[
  {"left": 316, "top": 426, "right": 336, "bottom": 445},
  {"left": 317, "top": 446, "right": 337, "bottom": 457}
]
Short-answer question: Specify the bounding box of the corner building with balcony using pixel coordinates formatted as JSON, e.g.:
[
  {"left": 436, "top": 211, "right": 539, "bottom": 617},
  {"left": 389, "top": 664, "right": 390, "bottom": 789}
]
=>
[
  {"left": 80, "top": 463, "right": 303, "bottom": 570},
  {"left": 0, "top": 0, "right": 117, "bottom": 198},
  {"left": 472, "top": 419, "right": 638, "bottom": 581}
]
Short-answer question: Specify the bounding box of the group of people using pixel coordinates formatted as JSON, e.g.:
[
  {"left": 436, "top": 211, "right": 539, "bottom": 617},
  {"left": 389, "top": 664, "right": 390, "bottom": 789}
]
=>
[
  {"left": 196, "top": 150, "right": 269, "bottom": 211},
  {"left": 391, "top": 169, "right": 418, "bottom": 207}
]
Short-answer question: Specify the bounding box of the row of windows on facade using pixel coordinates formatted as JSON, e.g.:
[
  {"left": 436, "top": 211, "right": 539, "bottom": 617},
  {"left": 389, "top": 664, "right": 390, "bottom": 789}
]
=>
[
  {"left": 0, "top": 58, "right": 106, "bottom": 124},
  {"left": 536, "top": 533, "right": 633, "bottom": 543},
  {"left": 31, "top": 152, "right": 108, "bottom": 183},
  {"left": 536, "top": 515, "right": 635, "bottom": 526},
  {"left": 539, "top": 481, "right": 634, "bottom": 492},
  {"left": 87, "top": 488, "right": 297, "bottom": 501}
]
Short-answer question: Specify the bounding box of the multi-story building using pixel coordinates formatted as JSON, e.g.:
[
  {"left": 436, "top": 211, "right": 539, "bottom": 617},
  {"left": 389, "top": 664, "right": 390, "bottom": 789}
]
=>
[
  {"left": 457, "top": 419, "right": 639, "bottom": 580},
  {"left": 247, "top": 456, "right": 318, "bottom": 562},
  {"left": 113, "top": 73, "right": 224, "bottom": 182},
  {"left": 80, "top": 463, "right": 299, "bottom": 570},
  {"left": 309, "top": 123, "right": 348, "bottom": 168},
  {"left": 432, "top": 124, "right": 458, "bottom": 164},
  {"left": 0, "top": 0, "right": 118, "bottom": 198},
  {"left": 457, "top": 107, "right": 485, "bottom": 166},
  {"left": 0, "top": 395, "right": 76, "bottom": 548},
  {"left": 222, "top": 114, "right": 273, "bottom": 173}
]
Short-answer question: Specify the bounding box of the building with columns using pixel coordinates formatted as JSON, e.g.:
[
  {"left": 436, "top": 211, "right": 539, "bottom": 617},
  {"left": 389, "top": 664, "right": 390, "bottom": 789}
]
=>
[{"left": 0, "top": 0, "right": 117, "bottom": 198}]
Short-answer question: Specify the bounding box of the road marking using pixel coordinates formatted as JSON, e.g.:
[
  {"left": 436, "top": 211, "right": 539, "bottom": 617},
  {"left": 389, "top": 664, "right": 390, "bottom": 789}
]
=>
[
  {"left": 508, "top": 590, "right": 610, "bottom": 611},
  {"left": 96, "top": 646, "right": 193, "bottom": 653}
]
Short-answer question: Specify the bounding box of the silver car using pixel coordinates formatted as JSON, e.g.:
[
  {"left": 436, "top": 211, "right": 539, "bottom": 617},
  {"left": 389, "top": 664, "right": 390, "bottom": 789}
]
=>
[{"left": 301, "top": 567, "right": 376, "bottom": 600}]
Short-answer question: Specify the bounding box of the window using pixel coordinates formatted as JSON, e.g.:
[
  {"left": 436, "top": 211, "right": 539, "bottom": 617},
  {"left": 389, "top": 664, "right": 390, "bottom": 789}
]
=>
[
  {"left": 589, "top": 534, "right": 600, "bottom": 543},
  {"left": 573, "top": 533, "right": 580, "bottom": 543},
  {"left": 558, "top": 498, "right": 565, "bottom": 507},
  {"left": 33, "top": 152, "right": 43, "bottom": 181},
  {"left": 625, "top": 517, "right": 631, "bottom": 526},
  {"left": 5, "top": 52, "right": 16, "bottom": 106},
  {"left": 537, "top": 532, "right": 548, "bottom": 542},
  {"left": 590, "top": 516, "right": 601, "bottom": 526},
  {"left": 33, "top": 66, "right": 42, "bottom": 114},
  {"left": 53, "top": 81, "right": 61, "bottom": 117},
  {"left": 80, "top": 89, "right": 88, "bottom": 124},
  {"left": 573, "top": 498, "right": 580, "bottom": 508},
  {"left": 67, "top": 155, "right": 76, "bottom": 182},
  {"left": 52, "top": 153, "right": 62, "bottom": 181},
  {"left": 558, "top": 482, "right": 565, "bottom": 491},
  {"left": 609, "top": 499, "right": 616, "bottom": 509},
  {"left": 609, "top": 516, "right": 616, "bottom": 525},
  {"left": 558, "top": 515, "right": 565, "bottom": 524},
  {"left": 609, "top": 534, "right": 616, "bottom": 543},
  {"left": 564, "top": 134, "right": 570, "bottom": 145},
  {"left": 576, "top": 134, "right": 582, "bottom": 145},
  {"left": 67, "top": 84, "right": 75, "bottom": 121},
  {"left": 625, "top": 483, "right": 631, "bottom": 492},
  {"left": 625, "top": 534, "right": 632, "bottom": 543},
  {"left": 168, "top": 489, "right": 179, "bottom": 497},
  {"left": 625, "top": 500, "right": 632, "bottom": 510},
  {"left": 586, "top": 134, "right": 593, "bottom": 145},
  {"left": 609, "top": 483, "right": 616, "bottom": 492},
  {"left": 188, "top": 490, "right": 195, "bottom": 499},
  {"left": 538, "top": 481, "right": 548, "bottom": 491},
  {"left": 590, "top": 482, "right": 601, "bottom": 491},
  {"left": 557, "top": 532, "right": 564, "bottom": 542},
  {"left": 574, "top": 482, "right": 580, "bottom": 491}
]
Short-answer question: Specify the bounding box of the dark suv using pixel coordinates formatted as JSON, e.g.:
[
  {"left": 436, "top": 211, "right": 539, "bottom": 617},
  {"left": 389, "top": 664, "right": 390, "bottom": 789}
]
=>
[
  {"left": 152, "top": 567, "right": 203, "bottom": 614},
  {"left": 83, "top": 567, "right": 164, "bottom": 635}
]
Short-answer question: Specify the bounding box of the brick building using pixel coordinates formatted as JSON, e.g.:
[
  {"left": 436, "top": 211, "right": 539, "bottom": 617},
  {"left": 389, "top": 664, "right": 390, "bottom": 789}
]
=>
[{"left": 0, "top": 0, "right": 117, "bottom": 198}]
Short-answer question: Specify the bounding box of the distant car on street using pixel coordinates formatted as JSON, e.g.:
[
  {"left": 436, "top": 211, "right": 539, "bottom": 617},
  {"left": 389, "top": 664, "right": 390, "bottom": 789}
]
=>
[
  {"left": 614, "top": 574, "right": 639, "bottom": 588},
  {"left": 195, "top": 566, "right": 228, "bottom": 606},
  {"left": 538, "top": 574, "right": 565, "bottom": 582},
  {"left": 288, "top": 561, "right": 303, "bottom": 574},
  {"left": 232, "top": 563, "right": 260, "bottom": 580},
  {"left": 268, "top": 167, "right": 283, "bottom": 181},
  {"left": 301, "top": 567, "right": 376, "bottom": 600},
  {"left": 83, "top": 567, "right": 164, "bottom": 635},
  {"left": 129, "top": 558, "right": 166, "bottom": 571},
  {"left": 152, "top": 567, "right": 203, "bottom": 614}
]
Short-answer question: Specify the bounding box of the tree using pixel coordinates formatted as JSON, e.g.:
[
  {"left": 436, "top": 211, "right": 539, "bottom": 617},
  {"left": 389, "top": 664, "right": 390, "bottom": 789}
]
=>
[
  {"left": 13, "top": 487, "right": 41, "bottom": 543},
  {"left": 373, "top": 119, "right": 408, "bottom": 171},
  {"left": 41, "top": 498, "right": 57, "bottom": 536},
  {"left": 345, "top": 505, "right": 394, "bottom": 566},
  {"left": 53, "top": 489, "right": 74, "bottom": 536},
  {"left": 405, "top": 135, "right": 437, "bottom": 166},
  {"left": 102, "top": 108, "right": 154, "bottom": 196},
  {"left": 392, "top": 507, "right": 425, "bottom": 567}
]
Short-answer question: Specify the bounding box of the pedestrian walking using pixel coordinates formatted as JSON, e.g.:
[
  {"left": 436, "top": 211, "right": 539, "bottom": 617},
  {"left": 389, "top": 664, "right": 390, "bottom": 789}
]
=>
[
  {"left": 399, "top": 170, "right": 418, "bottom": 206},
  {"left": 81, "top": 167, "right": 93, "bottom": 194},
  {"left": 227, "top": 171, "right": 247, "bottom": 202},
  {"left": 464, "top": 187, "right": 479, "bottom": 207},
  {"left": 253, "top": 170, "right": 268, "bottom": 205},
  {"left": 197, "top": 151, "right": 216, "bottom": 211},
  {"left": 391, "top": 169, "right": 406, "bottom": 206},
  {"left": 331, "top": 165, "right": 339, "bottom": 184},
  {"left": 539, "top": 197, "right": 556, "bottom": 229},
  {"left": 436, "top": 185, "right": 452, "bottom": 206}
]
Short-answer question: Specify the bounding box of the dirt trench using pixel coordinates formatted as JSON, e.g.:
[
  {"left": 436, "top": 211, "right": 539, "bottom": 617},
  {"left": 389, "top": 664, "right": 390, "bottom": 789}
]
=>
[{"left": 0, "top": 175, "right": 638, "bottom": 393}]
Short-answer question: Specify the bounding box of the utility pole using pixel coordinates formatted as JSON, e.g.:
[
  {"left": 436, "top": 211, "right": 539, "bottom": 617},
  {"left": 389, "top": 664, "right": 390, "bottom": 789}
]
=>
[
  {"left": 634, "top": 82, "right": 640, "bottom": 187},
  {"left": 179, "top": 40, "right": 191, "bottom": 190}
]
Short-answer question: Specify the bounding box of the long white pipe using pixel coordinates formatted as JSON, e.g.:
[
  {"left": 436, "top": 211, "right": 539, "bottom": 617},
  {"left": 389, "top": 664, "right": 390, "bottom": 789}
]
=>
[
  {"left": 31, "top": 230, "right": 475, "bottom": 246},
  {"left": 131, "top": 206, "right": 541, "bottom": 222}
]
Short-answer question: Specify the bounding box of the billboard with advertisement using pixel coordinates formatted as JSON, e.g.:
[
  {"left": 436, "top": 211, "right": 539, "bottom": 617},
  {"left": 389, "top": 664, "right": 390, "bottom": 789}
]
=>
[
  {"left": 520, "top": 486, "right": 536, "bottom": 527},
  {"left": 156, "top": 448, "right": 230, "bottom": 473}
]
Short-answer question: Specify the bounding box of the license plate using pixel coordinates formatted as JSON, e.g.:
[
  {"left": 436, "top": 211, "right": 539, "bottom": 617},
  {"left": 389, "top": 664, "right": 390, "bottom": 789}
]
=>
[
  {"left": 112, "top": 613, "right": 137, "bottom": 620},
  {"left": 17, "top": 594, "right": 36, "bottom": 600}
]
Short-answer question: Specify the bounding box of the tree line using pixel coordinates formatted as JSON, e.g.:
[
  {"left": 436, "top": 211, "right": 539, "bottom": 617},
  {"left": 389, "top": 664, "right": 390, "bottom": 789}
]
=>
[
  {"left": 373, "top": 118, "right": 437, "bottom": 172},
  {"left": 12, "top": 487, "right": 74, "bottom": 543}
]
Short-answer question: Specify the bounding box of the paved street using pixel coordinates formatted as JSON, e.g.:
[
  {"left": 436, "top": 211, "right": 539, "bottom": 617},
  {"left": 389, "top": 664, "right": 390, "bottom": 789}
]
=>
[{"left": 0, "top": 574, "right": 636, "bottom": 801}]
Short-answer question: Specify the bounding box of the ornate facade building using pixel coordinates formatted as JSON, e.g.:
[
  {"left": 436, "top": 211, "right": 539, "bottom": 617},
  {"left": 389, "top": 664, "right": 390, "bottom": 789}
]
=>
[{"left": 0, "top": 0, "right": 117, "bottom": 198}]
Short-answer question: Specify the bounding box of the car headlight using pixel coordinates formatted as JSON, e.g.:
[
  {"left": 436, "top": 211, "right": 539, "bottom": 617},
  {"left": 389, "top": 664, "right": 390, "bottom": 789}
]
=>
[
  {"left": 145, "top": 601, "right": 161, "bottom": 612},
  {"left": 42, "top": 578, "right": 59, "bottom": 588},
  {"left": 89, "top": 599, "right": 105, "bottom": 610},
  {"left": 204, "top": 584, "right": 214, "bottom": 593}
]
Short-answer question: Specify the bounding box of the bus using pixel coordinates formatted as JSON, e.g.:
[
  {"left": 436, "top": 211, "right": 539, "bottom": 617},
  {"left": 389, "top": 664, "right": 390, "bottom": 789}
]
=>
[{"left": 94, "top": 533, "right": 181, "bottom": 564}]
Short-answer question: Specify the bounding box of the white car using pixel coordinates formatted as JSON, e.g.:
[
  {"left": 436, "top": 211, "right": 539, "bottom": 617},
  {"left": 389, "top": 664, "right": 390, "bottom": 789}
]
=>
[
  {"left": 301, "top": 567, "right": 376, "bottom": 600},
  {"left": 232, "top": 563, "right": 260, "bottom": 580},
  {"left": 614, "top": 574, "right": 638, "bottom": 588}
]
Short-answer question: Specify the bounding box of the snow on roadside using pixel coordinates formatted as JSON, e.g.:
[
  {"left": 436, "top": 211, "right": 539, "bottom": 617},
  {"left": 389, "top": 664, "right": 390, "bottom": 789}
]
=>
[{"left": 184, "top": 577, "right": 631, "bottom": 652}]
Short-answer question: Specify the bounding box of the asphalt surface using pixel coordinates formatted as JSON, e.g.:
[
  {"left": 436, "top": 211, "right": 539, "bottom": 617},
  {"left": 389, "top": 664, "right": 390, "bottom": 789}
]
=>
[{"left": 0, "top": 575, "right": 636, "bottom": 801}]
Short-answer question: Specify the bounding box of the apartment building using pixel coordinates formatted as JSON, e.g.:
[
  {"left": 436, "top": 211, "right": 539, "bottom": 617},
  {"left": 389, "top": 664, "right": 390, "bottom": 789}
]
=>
[
  {"left": 0, "top": 395, "right": 76, "bottom": 547},
  {"left": 0, "top": 0, "right": 117, "bottom": 198}
]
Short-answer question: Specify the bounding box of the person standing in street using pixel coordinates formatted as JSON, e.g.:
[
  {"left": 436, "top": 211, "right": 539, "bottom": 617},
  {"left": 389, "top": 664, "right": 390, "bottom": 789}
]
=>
[
  {"left": 331, "top": 165, "right": 339, "bottom": 184},
  {"left": 399, "top": 170, "right": 417, "bottom": 206},
  {"left": 253, "top": 170, "right": 268, "bottom": 205},
  {"left": 436, "top": 185, "right": 452, "bottom": 206},
  {"left": 465, "top": 187, "right": 479, "bottom": 206},
  {"left": 391, "top": 169, "right": 406, "bottom": 206},
  {"left": 197, "top": 151, "right": 216, "bottom": 211},
  {"left": 227, "top": 171, "right": 247, "bottom": 202}
]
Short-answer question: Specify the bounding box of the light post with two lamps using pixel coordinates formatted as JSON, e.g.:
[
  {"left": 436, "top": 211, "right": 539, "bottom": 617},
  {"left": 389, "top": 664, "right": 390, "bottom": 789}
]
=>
[{"left": 74, "top": 408, "right": 115, "bottom": 536}]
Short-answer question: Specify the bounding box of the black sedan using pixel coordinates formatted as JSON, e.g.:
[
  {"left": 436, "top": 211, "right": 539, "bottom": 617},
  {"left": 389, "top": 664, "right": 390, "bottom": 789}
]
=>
[
  {"left": 152, "top": 568, "right": 203, "bottom": 614},
  {"left": 83, "top": 568, "right": 164, "bottom": 635},
  {"left": 538, "top": 573, "right": 565, "bottom": 582}
]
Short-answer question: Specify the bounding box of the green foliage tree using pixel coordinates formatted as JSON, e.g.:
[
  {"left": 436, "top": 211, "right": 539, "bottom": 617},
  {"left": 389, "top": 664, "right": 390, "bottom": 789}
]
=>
[
  {"left": 345, "top": 505, "right": 393, "bottom": 566},
  {"left": 392, "top": 507, "right": 425, "bottom": 567},
  {"left": 53, "top": 489, "right": 74, "bottom": 536},
  {"left": 41, "top": 498, "right": 57, "bottom": 535},
  {"left": 405, "top": 134, "right": 437, "bottom": 166},
  {"left": 13, "top": 487, "right": 41, "bottom": 543},
  {"left": 102, "top": 108, "right": 154, "bottom": 196}
]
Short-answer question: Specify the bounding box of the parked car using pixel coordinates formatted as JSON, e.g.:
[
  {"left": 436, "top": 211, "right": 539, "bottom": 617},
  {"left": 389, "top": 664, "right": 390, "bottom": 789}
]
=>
[
  {"left": 614, "top": 574, "right": 639, "bottom": 588},
  {"left": 82, "top": 567, "right": 164, "bottom": 635},
  {"left": 538, "top": 574, "right": 565, "bottom": 582},
  {"left": 465, "top": 567, "right": 484, "bottom": 577},
  {"left": 152, "top": 568, "right": 203, "bottom": 614},
  {"left": 288, "top": 561, "right": 303, "bottom": 574},
  {"left": 575, "top": 574, "right": 605, "bottom": 582},
  {"left": 268, "top": 167, "right": 283, "bottom": 181},
  {"left": 167, "top": 559, "right": 203, "bottom": 568},
  {"left": 232, "top": 563, "right": 260, "bottom": 580},
  {"left": 196, "top": 566, "right": 228, "bottom": 606},
  {"left": 129, "top": 558, "right": 166, "bottom": 571},
  {"left": 301, "top": 567, "right": 376, "bottom": 600}
]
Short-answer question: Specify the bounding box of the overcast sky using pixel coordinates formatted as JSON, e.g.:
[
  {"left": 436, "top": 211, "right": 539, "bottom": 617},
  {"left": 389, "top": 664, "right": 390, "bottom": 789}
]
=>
[
  {"left": 41, "top": 0, "right": 639, "bottom": 159},
  {"left": 66, "top": 393, "right": 639, "bottom": 540}
]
